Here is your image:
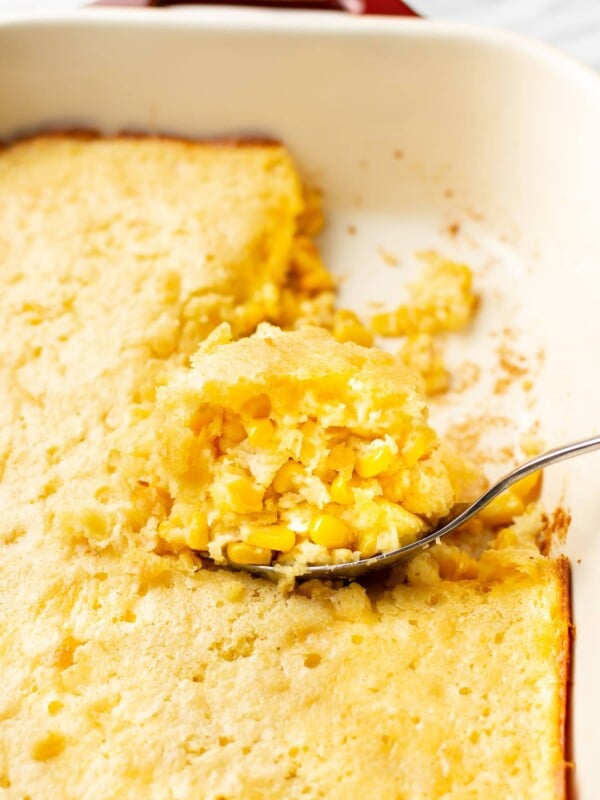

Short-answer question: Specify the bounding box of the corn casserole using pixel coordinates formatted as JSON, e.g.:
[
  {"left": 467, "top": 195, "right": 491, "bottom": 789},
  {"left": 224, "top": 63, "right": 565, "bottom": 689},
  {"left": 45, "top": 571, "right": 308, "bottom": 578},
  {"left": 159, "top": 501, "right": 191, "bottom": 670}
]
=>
[{"left": 0, "top": 134, "right": 568, "bottom": 799}]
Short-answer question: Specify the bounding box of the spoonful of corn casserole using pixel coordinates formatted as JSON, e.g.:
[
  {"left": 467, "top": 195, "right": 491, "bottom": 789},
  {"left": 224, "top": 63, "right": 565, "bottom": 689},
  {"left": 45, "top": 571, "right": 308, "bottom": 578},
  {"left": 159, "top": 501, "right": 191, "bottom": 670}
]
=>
[{"left": 148, "top": 322, "right": 600, "bottom": 580}]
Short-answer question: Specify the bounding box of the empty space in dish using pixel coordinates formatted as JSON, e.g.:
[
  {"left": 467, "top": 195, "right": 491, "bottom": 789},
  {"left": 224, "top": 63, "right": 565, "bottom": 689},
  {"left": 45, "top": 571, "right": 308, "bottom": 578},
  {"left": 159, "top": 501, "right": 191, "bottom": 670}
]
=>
[
  {"left": 321, "top": 199, "right": 541, "bottom": 479},
  {"left": 0, "top": 8, "right": 599, "bottom": 795}
]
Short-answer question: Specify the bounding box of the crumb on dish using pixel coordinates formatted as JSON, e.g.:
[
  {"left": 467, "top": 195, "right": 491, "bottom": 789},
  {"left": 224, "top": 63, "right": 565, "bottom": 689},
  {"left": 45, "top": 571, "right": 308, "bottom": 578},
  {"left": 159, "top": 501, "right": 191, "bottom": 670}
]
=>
[
  {"left": 371, "top": 251, "right": 477, "bottom": 337},
  {"left": 399, "top": 333, "right": 450, "bottom": 396}
]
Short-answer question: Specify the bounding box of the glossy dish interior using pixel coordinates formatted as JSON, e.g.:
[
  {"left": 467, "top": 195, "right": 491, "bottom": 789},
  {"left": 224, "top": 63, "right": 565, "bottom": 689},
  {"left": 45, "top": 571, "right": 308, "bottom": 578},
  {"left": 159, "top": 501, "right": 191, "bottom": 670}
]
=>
[{"left": 0, "top": 8, "right": 599, "bottom": 796}]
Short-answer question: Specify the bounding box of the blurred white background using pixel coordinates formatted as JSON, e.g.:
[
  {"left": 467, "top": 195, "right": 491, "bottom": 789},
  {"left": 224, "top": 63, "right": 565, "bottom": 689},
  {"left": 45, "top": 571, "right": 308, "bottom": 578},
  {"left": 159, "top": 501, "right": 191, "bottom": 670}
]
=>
[{"left": 0, "top": 0, "right": 598, "bottom": 70}]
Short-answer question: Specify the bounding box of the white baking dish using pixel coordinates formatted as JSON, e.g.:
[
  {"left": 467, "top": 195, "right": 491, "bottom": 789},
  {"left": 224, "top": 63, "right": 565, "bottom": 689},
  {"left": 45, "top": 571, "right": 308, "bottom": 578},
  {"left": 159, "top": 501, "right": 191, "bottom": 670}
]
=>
[{"left": 0, "top": 5, "right": 598, "bottom": 795}]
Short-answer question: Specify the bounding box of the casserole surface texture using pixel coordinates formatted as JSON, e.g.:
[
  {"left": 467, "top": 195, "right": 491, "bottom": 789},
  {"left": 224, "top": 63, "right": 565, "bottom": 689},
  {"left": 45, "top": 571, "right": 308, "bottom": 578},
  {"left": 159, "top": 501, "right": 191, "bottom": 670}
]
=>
[{"left": 0, "top": 135, "right": 568, "bottom": 799}]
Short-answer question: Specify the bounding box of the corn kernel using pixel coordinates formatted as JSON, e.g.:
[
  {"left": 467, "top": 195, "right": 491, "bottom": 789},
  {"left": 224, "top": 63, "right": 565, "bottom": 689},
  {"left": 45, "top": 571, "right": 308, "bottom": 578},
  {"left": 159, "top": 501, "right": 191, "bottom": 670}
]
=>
[
  {"left": 31, "top": 732, "right": 66, "bottom": 762},
  {"left": 327, "top": 444, "right": 356, "bottom": 474},
  {"left": 130, "top": 405, "right": 151, "bottom": 423},
  {"left": 299, "top": 421, "right": 319, "bottom": 465},
  {"left": 435, "top": 544, "right": 479, "bottom": 580},
  {"left": 355, "top": 441, "right": 396, "bottom": 478},
  {"left": 223, "top": 476, "right": 264, "bottom": 514},
  {"left": 511, "top": 470, "right": 542, "bottom": 501},
  {"left": 309, "top": 514, "right": 354, "bottom": 549},
  {"left": 377, "top": 500, "right": 424, "bottom": 542},
  {"left": 477, "top": 490, "right": 524, "bottom": 527},
  {"left": 272, "top": 461, "right": 304, "bottom": 494},
  {"left": 247, "top": 525, "right": 296, "bottom": 553},
  {"left": 242, "top": 394, "right": 271, "bottom": 418},
  {"left": 380, "top": 470, "right": 411, "bottom": 502},
  {"left": 190, "top": 404, "right": 220, "bottom": 435},
  {"left": 297, "top": 264, "right": 334, "bottom": 292},
  {"left": 226, "top": 542, "right": 272, "bottom": 565},
  {"left": 292, "top": 237, "right": 334, "bottom": 292},
  {"left": 330, "top": 474, "right": 354, "bottom": 505},
  {"left": 371, "top": 308, "right": 410, "bottom": 337},
  {"left": 221, "top": 415, "right": 246, "bottom": 444},
  {"left": 157, "top": 515, "right": 186, "bottom": 549},
  {"left": 357, "top": 530, "right": 379, "bottom": 558},
  {"left": 158, "top": 514, "right": 181, "bottom": 534},
  {"left": 494, "top": 526, "right": 519, "bottom": 549},
  {"left": 401, "top": 428, "right": 436, "bottom": 468},
  {"left": 332, "top": 309, "right": 374, "bottom": 347},
  {"left": 188, "top": 511, "right": 209, "bottom": 551},
  {"left": 298, "top": 186, "right": 325, "bottom": 237},
  {"left": 246, "top": 418, "right": 275, "bottom": 448}
]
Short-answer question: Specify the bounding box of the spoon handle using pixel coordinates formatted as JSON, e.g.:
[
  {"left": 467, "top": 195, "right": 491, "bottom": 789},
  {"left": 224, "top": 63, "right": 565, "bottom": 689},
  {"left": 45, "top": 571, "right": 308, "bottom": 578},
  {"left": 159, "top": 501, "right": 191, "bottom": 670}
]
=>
[{"left": 418, "top": 434, "right": 600, "bottom": 549}]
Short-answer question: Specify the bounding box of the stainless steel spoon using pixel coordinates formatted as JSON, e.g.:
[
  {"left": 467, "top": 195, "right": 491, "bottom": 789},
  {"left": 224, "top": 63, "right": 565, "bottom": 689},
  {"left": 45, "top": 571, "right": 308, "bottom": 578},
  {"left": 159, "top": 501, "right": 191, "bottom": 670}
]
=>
[{"left": 232, "top": 434, "right": 600, "bottom": 581}]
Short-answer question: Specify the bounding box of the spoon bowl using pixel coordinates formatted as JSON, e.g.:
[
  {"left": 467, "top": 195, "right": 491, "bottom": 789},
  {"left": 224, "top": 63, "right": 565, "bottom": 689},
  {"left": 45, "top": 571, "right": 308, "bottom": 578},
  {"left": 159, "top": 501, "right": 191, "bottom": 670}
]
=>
[{"left": 230, "top": 434, "right": 600, "bottom": 580}]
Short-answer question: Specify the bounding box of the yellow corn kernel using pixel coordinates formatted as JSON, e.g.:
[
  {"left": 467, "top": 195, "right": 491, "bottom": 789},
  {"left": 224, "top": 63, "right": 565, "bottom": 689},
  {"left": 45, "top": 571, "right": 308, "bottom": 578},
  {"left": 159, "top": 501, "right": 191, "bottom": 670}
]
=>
[
  {"left": 272, "top": 461, "right": 304, "bottom": 494},
  {"left": 291, "top": 237, "right": 334, "bottom": 292},
  {"left": 477, "top": 490, "right": 524, "bottom": 527},
  {"left": 31, "top": 732, "right": 66, "bottom": 762},
  {"left": 493, "top": 526, "right": 519, "bottom": 549},
  {"left": 327, "top": 444, "right": 356, "bottom": 474},
  {"left": 371, "top": 308, "right": 410, "bottom": 337},
  {"left": 221, "top": 415, "right": 247, "bottom": 444},
  {"left": 332, "top": 309, "right": 374, "bottom": 347},
  {"left": 157, "top": 515, "right": 188, "bottom": 550},
  {"left": 188, "top": 511, "right": 209, "bottom": 551},
  {"left": 190, "top": 404, "right": 220, "bottom": 435},
  {"left": 380, "top": 470, "right": 411, "bottom": 502},
  {"left": 401, "top": 428, "right": 436, "bottom": 468},
  {"left": 371, "top": 310, "right": 397, "bottom": 337},
  {"left": 246, "top": 418, "right": 275, "bottom": 448},
  {"left": 511, "top": 470, "right": 542, "bottom": 501},
  {"left": 330, "top": 474, "right": 354, "bottom": 505},
  {"left": 275, "top": 288, "right": 301, "bottom": 328},
  {"left": 355, "top": 441, "right": 396, "bottom": 479},
  {"left": 247, "top": 525, "right": 296, "bottom": 553},
  {"left": 223, "top": 476, "right": 264, "bottom": 514},
  {"left": 377, "top": 499, "right": 425, "bottom": 542},
  {"left": 242, "top": 393, "right": 271, "bottom": 418},
  {"left": 299, "top": 421, "right": 319, "bottom": 465},
  {"left": 226, "top": 541, "right": 272, "bottom": 566},
  {"left": 296, "top": 263, "right": 334, "bottom": 292},
  {"left": 435, "top": 544, "right": 479, "bottom": 580},
  {"left": 357, "top": 530, "right": 379, "bottom": 558},
  {"left": 157, "top": 516, "right": 179, "bottom": 538},
  {"left": 309, "top": 514, "right": 354, "bottom": 549},
  {"left": 130, "top": 405, "right": 151, "bottom": 423},
  {"left": 298, "top": 186, "right": 325, "bottom": 237}
]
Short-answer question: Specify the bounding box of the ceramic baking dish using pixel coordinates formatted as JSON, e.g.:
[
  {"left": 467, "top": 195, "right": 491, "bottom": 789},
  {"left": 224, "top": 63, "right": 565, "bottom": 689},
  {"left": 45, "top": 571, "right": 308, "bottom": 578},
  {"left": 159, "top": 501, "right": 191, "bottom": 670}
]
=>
[{"left": 0, "top": 2, "right": 598, "bottom": 795}]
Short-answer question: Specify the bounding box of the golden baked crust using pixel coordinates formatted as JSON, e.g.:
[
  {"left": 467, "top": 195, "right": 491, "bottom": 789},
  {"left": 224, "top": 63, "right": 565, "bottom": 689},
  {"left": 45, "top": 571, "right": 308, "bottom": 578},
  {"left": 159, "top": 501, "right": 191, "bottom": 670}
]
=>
[{"left": 0, "top": 544, "right": 568, "bottom": 798}]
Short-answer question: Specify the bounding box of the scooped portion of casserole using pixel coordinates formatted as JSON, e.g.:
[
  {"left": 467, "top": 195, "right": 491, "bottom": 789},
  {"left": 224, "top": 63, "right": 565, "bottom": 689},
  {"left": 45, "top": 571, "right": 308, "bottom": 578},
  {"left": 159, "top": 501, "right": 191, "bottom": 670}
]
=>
[{"left": 151, "top": 323, "right": 460, "bottom": 570}]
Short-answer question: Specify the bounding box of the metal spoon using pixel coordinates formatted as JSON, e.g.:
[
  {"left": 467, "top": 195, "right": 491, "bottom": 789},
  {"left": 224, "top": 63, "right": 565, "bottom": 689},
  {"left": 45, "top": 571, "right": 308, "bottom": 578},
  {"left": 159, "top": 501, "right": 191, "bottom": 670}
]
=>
[{"left": 232, "top": 434, "right": 600, "bottom": 581}]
